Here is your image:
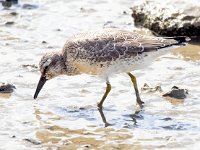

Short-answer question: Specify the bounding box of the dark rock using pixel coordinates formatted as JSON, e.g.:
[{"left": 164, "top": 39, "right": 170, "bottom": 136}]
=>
[
  {"left": 160, "top": 117, "right": 172, "bottom": 121},
  {"left": 123, "top": 11, "right": 128, "bottom": 15},
  {"left": 56, "top": 28, "right": 61, "bottom": 31},
  {"left": 2, "top": 1, "right": 12, "bottom": 8},
  {"left": 23, "top": 138, "right": 41, "bottom": 145},
  {"left": 162, "top": 86, "right": 188, "bottom": 99},
  {"left": 0, "top": 83, "right": 16, "bottom": 93},
  {"left": 2, "top": 0, "right": 18, "bottom": 8},
  {"left": 22, "top": 64, "right": 38, "bottom": 69},
  {"left": 10, "top": 12, "right": 18, "bottom": 16},
  {"left": 7, "top": 0, "right": 18, "bottom": 4},
  {"left": 41, "top": 41, "right": 47, "bottom": 44},
  {"left": 132, "top": 0, "right": 200, "bottom": 37},
  {"left": 1, "top": 0, "right": 38, "bottom": 9},
  {"left": 83, "top": 145, "right": 90, "bottom": 148},
  {"left": 22, "top": 4, "right": 38, "bottom": 9},
  {"left": 5, "top": 21, "right": 15, "bottom": 26},
  {"left": 161, "top": 124, "right": 185, "bottom": 130}
]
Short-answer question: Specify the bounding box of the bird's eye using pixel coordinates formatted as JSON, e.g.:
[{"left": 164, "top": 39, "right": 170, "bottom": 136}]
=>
[{"left": 44, "top": 66, "right": 48, "bottom": 71}]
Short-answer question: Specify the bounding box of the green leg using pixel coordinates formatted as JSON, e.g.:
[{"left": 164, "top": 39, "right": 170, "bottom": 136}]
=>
[
  {"left": 128, "top": 72, "right": 144, "bottom": 108},
  {"left": 97, "top": 81, "right": 111, "bottom": 108}
]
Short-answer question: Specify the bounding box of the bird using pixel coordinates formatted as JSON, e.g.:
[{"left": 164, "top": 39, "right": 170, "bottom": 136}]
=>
[{"left": 33, "top": 28, "right": 190, "bottom": 108}]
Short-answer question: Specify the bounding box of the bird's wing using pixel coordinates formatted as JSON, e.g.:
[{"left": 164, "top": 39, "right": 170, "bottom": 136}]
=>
[
  {"left": 64, "top": 29, "right": 188, "bottom": 63},
  {"left": 75, "top": 37, "right": 182, "bottom": 63},
  {"left": 67, "top": 32, "right": 143, "bottom": 62}
]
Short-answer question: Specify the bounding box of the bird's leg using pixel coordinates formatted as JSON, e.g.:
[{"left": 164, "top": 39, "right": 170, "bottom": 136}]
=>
[
  {"left": 127, "top": 72, "right": 144, "bottom": 108},
  {"left": 97, "top": 81, "right": 111, "bottom": 109}
]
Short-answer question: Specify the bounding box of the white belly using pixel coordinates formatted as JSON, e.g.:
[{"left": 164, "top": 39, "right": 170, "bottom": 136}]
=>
[
  {"left": 101, "top": 46, "right": 176, "bottom": 77},
  {"left": 73, "top": 46, "right": 177, "bottom": 79}
]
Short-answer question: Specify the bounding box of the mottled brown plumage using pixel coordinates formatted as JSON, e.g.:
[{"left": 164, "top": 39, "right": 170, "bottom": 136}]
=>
[
  {"left": 34, "top": 28, "right": 190, "bottom": 108},
  {"left": 61, "top": 28, "right": 189, "bottom": 76},
  {"left": 64, "top": 29, "right": 185, "bottom": 61}
]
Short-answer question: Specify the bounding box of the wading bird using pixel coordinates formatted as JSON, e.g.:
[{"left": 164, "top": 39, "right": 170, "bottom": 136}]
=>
[{"left": 34, "top": 28, "right": 190, "bottom": 108}]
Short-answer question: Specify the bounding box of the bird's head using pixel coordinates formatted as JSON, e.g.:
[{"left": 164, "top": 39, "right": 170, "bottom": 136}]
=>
[{"left": 33, "top": 52, "right": 66, "bottom": 99}]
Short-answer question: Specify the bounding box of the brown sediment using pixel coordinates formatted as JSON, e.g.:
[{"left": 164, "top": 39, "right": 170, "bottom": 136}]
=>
[
  {"left": 0, "top": 35, "right": 19, "bottom": 41},
  {"left": 172, "top": 44, "right": 200, "bottom": 61},
  {"left": 0, "top": 93, "right": 12, "bottom": 99},
  {"left": 36, "top": 126, "right": 134, "bottom": 149},
  {"left": 34, "top": 107, "right": 136, "bottom": 149}
]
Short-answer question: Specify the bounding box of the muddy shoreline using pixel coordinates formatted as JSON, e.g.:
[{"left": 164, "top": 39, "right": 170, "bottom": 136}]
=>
[{"left": 0, "top": 0, "right": 200, "bottom": 149}]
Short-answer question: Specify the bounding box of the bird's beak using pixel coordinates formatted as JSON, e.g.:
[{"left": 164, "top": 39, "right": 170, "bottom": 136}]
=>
[{"left": 34, "top": 75, "right": 47, "bottom": 99}]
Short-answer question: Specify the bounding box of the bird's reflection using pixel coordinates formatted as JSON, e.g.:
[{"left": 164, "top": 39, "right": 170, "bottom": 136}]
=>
[
  {"left": 97, "top": 107, "right": 143, "bottom": 127},
  {"left": 97, "top": 108, "right": 112, "bottom": 127},
  {"left": 128, "top": 109, "right": 143, "bottom": 125}
]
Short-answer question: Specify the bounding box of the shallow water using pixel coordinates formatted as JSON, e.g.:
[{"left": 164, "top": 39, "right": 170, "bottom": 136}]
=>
[{"left": 0, "top": 0, "right": 200, "bottom": 149}]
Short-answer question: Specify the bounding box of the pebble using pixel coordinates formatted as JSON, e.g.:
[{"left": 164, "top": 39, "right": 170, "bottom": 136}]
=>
[
  {"left": 0, "top": 83, "right": 16, "bottom": 93},
  {"left": 163, "top": 86, "right": 188, "bottom": 99}
]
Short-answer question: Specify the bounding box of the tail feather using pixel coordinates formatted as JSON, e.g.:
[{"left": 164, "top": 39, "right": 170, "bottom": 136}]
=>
[{"left": 143, "top": 36, "right": 190, "bottom": 52}]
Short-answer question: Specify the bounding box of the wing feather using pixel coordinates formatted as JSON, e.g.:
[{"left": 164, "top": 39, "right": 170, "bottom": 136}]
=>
[{"left": 64, "top": 28, "right": 187, "bottom": 63}]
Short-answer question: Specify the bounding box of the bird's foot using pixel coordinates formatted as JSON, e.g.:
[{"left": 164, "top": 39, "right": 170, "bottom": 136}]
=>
[{"left": 137, "top": 99, "right": 144, "bottom": 109}]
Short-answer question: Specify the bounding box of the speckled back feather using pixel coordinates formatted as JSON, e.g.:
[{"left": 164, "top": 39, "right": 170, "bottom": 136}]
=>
[{"left": 63, "top": 28, "right": 186, "bottom": 64}]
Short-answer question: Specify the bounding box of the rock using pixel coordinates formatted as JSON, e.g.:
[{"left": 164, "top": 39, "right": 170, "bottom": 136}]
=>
[
  {"left": 8, "top": 0, "right": 18, "bottom": 4},
  {"left": 162, "top": 86, "right": 188, "bottom": 99},
  {"left": 1, "top": 0, "right": 39, "bottom": 10},
  {"left": 10, "top": 12, "right": 18, "bottom": 16},
  {"left": 22, "top": 4, "right": 38, "bottom": 9},
  {"left": 160, "top": 117, "right": 172, "bottom": 121},
  {"left": 21, "top": 64, "right": 38, "bottom": 69},
  {"left": 141, "top": 84, "right": 188, "bottom": 99},
  {"left": 23, "top": 138, "right": 41, "bottom": 145},
  {"left": 1, "top": 0, "right": 18, "bottom": 8},
  {"left": 79, "top": 7, "right": 96, "bottom": 13},
  {"left": 2, "top": 1, "right": 12, "bottom": 8},
  {"left": 21, "top": 64, "right": 38, "bottom": 72},
  {"left": 4, "top": 21, "right": 15, "bottom": 26},
  {"left": 83, "top": 144, "right": 91, "bottom": 148},
  {"left": 141, "top": 83, "right": 162, "bottom": 93},
  {"left": 56, "top": 28, "right": 61, "bottom": 31},
  {"left": 0, "top": 83, "right": 16, "bottom": 93},
  {"left": 11, "top": 135, "right": 16, "bottom": 138},
  {"left": 41, "top": 41, "right": 47, "bottom": 44},
  {"left": 131, "top": 0, "right": 200, "bottom": 37}
]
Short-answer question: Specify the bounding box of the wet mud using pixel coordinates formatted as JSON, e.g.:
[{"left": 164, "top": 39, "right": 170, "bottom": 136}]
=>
[{"left": 0, "top": 0, "right": 200, "bottom": 149}]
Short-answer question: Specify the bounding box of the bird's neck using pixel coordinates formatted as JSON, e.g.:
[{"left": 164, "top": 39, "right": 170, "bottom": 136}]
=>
[{"left": 59, "top": 54, "right": 80, "bottom": 76}]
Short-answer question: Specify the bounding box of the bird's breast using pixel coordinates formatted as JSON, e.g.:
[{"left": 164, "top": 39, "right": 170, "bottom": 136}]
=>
[{"left": 73, "top": 60, "right": 106, "bottom": 75}]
